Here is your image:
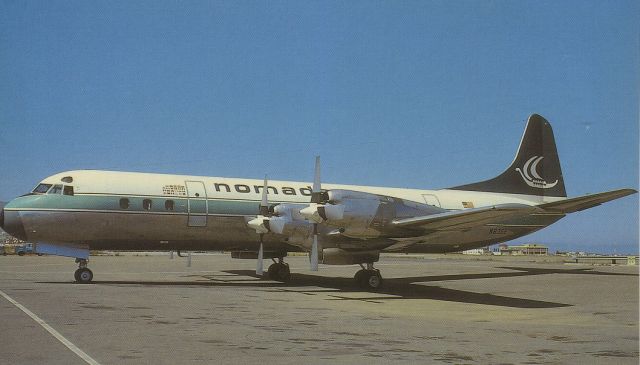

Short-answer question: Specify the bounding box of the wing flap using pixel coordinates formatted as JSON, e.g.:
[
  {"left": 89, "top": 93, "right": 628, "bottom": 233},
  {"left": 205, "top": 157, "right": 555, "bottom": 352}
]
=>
[
  {"left": 391, "top": 203, "right": 539, "bottom": 231},
  {"left": 538, "top": 189, "right": 637, "bottom": 213}
]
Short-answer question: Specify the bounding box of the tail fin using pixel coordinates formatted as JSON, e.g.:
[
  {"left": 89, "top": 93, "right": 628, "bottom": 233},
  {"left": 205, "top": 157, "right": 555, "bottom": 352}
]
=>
[{"left": 450, "top": 114, "right": 567, "bottom": 197}]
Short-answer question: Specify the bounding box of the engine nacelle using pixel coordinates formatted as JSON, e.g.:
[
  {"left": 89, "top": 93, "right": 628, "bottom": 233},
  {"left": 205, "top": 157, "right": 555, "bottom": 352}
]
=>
[
  {"left": 321, "top": 248, "right": 380, "bottom": 265},
  {"left": 268, "top": 204, "right": 310, "bottom": 236},
  {"left": 247, "top": 216, "right": 269, "bottom": 234},
  {"left": 323, "top": 190, "right": 386, "bottom": 232},
  {"left": 299, "top": 203, "right": 345, "bottom": 223},
  {"left": 321, "top": 189, "right": 444, "bottom": 238},
  {"left": 266, "top": 216, "right": 289, "bottom": 235}
]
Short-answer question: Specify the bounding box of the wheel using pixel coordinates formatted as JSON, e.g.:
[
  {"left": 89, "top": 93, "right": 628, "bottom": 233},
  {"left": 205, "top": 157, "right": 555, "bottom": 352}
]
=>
[
  {"left": 276, "top": 264, "right": 291, "bottom": 282},
  {"left": 357, "top": 270, "right": 383, "bottom": 290},
  {"left": 18, "top": 251, "right": 25, "bottom": 256},
  {"left": 354, "top": 269, "right": 367, "bottom": 286},
  {"left": 74, "top": 269, "right": 81, "bottom": 282},
  {"left": 267, "top": 263, "right": 280, "bottom": 280},
  {"left": 267, "top": 263, "right": 291, "bottom": 282},
  {"left": 365, "top": 271, "right": 383, "bottom": 290},
  {"left": 76, "top": 268, "right": 93, "bottom": 284}
]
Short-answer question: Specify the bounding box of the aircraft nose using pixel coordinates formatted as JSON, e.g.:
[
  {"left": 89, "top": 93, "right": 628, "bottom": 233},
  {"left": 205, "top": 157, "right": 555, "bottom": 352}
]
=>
[{"left": 1, "top": 209, "right": 27, "bottom": 241}]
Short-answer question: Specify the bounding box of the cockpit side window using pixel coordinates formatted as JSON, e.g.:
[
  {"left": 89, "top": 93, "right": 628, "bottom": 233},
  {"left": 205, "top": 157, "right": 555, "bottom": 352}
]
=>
[
  {"left": 48, "top": 184, "right": 63, "bottom": 194},
  {"left": 63, "top": 186, "right": 74, "bottom": 196},
  {"left": 33, "top": 184, "right": 52, "bottom": 194}
]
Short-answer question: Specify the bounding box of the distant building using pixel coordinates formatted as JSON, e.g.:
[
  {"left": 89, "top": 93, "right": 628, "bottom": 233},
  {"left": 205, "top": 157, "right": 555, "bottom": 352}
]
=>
[
  {"left": 499, "top": 243, "right": 548, "bottom": 255},
  {"left": 462, "top": 247, "right": 490, "bottom": 255}
]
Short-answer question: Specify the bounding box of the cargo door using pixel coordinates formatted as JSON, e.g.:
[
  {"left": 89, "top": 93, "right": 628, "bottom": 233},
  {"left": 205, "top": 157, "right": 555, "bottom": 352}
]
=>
[{"left": 185, "top": 181, "right": 208, "bottom": 227}]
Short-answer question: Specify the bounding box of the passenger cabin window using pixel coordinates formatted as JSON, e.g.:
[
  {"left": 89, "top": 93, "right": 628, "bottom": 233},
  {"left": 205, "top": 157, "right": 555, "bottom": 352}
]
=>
[
  {"left": 143, "top": 199, "right": 152, "bottom": 210},
  {"left": 120, "top": 198, "right": 130, "bottom": 209},
  {"left": 33, "top": 184, "right": 52, "bottom": 194},
  {"left": 165, "top": 200, "right": 174, "bottom": 211},
  {"left": 48, "top": 184, "right": 63, "bottom": 194},
  {"left": 63, "top": 186, "right": 74, "bottom": 196}
]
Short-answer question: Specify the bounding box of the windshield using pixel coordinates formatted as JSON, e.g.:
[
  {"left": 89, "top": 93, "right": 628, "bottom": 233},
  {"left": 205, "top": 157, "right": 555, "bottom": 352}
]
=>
[
  {"left": 32, "top": 183, "right": 52, "bottom": 194},
  {"left": 48, "top": 185, "right": 63, "bottom": 194}
]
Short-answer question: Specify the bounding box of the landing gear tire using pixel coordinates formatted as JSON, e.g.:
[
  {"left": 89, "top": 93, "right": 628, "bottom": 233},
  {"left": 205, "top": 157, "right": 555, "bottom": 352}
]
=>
[
  {"left": 75, "top": 268, "right": 93, "bottom": 284},
  {"left": 267, "top": 263, "right": 291, "bottom": 282},
  {"left": 355, "top": 269, "right": 383, "bottom": 290}
]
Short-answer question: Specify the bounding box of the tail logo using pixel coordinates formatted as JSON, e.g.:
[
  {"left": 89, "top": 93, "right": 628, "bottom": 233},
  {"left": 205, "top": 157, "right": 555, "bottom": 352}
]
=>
[{"left": 515, "top": 156, "right": 558, "bottom": 189}]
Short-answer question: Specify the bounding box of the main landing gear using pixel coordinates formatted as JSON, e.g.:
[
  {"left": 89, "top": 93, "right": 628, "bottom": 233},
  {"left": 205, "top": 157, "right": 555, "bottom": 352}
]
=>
[
  {"left": 354, "top": 262, "right": 383, "bottom": 290},
  {"left": 74, "top": 258, "right": 93, "bottom": 284},
  {"left": 267, "top": 257, "right": 291, "bottom": 282}
]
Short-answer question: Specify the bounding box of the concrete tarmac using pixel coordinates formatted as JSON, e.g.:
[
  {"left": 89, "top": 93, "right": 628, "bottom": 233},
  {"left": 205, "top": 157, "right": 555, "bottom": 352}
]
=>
[{"left": 0, "top": 253, "right": 638, "bottom": 364}]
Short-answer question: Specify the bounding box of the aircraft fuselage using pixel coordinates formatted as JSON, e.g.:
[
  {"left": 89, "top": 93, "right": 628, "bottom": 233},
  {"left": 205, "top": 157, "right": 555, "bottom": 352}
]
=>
[{"left": 2, "top": 170, "right": 564, "bottom": 254}]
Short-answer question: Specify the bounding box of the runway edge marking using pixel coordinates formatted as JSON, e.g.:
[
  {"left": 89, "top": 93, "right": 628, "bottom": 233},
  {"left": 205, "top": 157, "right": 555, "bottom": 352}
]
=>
[{"left": 0, "top": 289, "right": 101, "bottom": 365}]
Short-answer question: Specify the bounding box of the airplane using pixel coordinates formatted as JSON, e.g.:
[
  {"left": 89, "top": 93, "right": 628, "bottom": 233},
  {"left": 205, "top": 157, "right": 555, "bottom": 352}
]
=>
[{"left": 0, "top": 114, "right": 636, "bottom": 289}]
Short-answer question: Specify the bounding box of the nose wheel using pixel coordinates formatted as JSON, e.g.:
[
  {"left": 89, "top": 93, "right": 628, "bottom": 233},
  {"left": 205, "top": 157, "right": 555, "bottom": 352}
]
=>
[
  {"left": 355, "top": 263, "right": 383, "bottom": 290},
  {"left": 74, "top": 259, "right": 93, "bottom": 284}
]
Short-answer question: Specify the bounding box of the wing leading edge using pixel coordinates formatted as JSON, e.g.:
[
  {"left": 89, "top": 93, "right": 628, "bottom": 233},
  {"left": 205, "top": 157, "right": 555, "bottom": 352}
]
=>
[
  {"left": 391, "top": 203, "right": 540, "bottom": 231},
  {"left": 390, "top": 189, "right": 637, "bottom": 232}
]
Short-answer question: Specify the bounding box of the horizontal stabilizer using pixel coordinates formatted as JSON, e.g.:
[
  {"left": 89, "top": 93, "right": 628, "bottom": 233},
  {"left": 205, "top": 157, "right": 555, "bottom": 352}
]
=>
[
  {"left": 537, "top": 189, "right": 638, "bottom": 213},
  {"left": 391, "top": 203, "right": 539, "bottom": 231}
]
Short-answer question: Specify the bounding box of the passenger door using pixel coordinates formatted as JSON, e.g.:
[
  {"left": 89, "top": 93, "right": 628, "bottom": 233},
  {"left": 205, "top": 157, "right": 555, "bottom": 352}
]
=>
[
  {"left": 422, "top": 194, "right": 441, "bottom": 207},
  {"left": 185, "top": 181, "right": 208, "bottom": 227}
]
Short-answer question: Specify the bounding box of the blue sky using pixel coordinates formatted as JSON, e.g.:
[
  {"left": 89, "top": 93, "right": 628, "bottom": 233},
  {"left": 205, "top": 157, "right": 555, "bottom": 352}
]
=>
[{"left": 1, "top": 1, "right": 638, "bottom": 253}]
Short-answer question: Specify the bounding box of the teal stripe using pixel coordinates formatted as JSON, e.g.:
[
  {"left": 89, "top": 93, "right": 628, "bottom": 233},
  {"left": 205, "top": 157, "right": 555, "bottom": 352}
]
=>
[
  {"left": 5, "top": 194, "right": 271, "bottom": 216},
  {"left": 209, "top": 199, "right": 259, "bottom": 215}
]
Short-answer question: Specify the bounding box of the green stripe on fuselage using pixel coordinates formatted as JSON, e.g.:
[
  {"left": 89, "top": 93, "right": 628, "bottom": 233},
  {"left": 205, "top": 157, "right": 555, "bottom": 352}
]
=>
[{"left": 5, "top": 194, "right": 271, "bottom": 216}]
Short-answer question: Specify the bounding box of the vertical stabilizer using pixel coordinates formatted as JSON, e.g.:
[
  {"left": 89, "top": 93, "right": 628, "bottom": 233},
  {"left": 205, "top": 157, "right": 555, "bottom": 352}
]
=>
[{"left": 450, "top": 114, "right": 566, "bottom": 197}]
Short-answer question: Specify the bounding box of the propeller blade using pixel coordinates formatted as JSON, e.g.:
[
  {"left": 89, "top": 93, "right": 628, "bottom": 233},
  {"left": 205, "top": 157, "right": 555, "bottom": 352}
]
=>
[
  {"left": 256, "top": 176, "right": 269, "bottom": 276},
  {"left": 309, "top": 157, "right": 321, "bottom": 271},
  {"left": 259, "top": 175, "right": 269, "bottom": 216},
  {"left": 256, "top": 235, "right": 264, "bottom": 276},
  {"left": 313, "top": 156, "right": 321, "bottom": 193},
  {"left": 310, "top": 224, "right": 319, "bottom": 271}
]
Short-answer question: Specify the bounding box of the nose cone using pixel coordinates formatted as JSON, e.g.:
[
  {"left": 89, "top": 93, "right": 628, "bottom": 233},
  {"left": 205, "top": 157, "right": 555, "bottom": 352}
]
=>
[{"left": 1, "top": 209, "right": 27, "bottom": 241}]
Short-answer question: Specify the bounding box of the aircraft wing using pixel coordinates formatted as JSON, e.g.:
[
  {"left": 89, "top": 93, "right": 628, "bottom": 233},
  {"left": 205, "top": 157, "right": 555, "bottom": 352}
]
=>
[
  {"left": 537, "top": 188, "right": 637, "bottom": 213},
  {"left": 391, "top": 203, "right": 539, "bottom": 231}
]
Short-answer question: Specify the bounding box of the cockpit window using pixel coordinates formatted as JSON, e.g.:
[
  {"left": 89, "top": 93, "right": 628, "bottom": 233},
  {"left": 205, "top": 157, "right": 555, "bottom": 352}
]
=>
[
  {"left": 33, "top": 184, "right": 52, "bottom": 194},
  {"left": 63, "top": 186, "right": 74, "bottom": 196},
  {"left": 48, "top": 185, "right": 63, "bottom": 194}
]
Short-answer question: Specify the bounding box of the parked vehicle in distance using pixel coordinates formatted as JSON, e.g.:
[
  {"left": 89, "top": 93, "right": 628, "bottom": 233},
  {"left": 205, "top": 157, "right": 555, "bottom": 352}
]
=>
[{"left": 15, "top": 243, "right": 42, "bottom": 256}]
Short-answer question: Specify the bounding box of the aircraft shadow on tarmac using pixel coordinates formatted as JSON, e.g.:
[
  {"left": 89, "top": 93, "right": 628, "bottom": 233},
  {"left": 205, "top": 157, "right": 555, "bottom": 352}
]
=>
[{"left": 41, "top": 266, "right": 637, "bottom": 309}]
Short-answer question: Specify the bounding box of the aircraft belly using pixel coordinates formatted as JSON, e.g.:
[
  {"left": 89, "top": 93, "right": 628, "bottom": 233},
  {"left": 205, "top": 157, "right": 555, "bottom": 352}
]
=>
[{"left": 17, "top": 210, "right": 295, "bottom": 252}]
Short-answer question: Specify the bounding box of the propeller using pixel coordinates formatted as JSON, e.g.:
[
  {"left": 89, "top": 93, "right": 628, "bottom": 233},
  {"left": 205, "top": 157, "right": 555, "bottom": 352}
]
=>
[
  {"left": 299, "top": 157, "right": 344, "bottom": 223},
  {"left": 309, "top": 156, "right": 321, "bottom": 271},
  {"left": 247, "top": 176, "right": 270, "bottom": 275}
]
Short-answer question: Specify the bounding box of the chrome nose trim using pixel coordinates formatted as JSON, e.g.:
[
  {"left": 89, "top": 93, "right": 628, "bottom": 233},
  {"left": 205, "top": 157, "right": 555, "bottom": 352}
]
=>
[{"left": 2, "top": 210, "right": 27, "bottom": 241}]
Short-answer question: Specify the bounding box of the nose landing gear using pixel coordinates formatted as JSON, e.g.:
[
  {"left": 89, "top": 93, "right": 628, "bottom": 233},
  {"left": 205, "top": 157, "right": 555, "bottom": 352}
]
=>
[{"left": 74, "top": 258, "right": 93, "bottom": 284}]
